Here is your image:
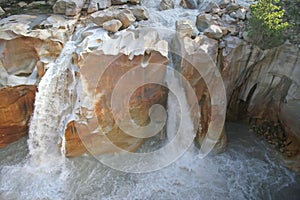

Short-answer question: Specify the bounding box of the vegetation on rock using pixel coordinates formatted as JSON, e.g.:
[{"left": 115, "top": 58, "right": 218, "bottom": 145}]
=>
[{"left": 248, "top": 0, "right": 290, "bottom": 49}]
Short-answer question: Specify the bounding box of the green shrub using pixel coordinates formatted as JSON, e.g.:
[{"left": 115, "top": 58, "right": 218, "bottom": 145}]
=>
[{"left": 248, "top": 0, "right": 290, "bottom": 49}]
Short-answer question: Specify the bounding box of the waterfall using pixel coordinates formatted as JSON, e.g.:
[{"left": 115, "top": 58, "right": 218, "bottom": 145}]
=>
[
  {"left": 27, "top": 41, "right": 78, "bottom": 164},
  {"left": 165, "top": 54, "right": 197, "bottom": 150}
]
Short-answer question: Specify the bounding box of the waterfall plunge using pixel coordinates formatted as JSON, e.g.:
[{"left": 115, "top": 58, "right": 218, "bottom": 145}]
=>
[{"left": 28, "top": 41, "right": 78, "bottom": 164}]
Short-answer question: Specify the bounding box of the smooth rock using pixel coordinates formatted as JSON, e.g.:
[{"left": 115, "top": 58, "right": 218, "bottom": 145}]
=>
[
  {"left": 180, "top": 0, "right": 198, "bottom": 9},
  {"left": 90, "top": 10, "right": 115, "bottom": 26},
  {"left": 131, "top": 6, "right": 149, "bottom": 21},
  {"left": 0, "top": 85, "right": 37, "bottom": 148},
  {"left": 53, "top": 0, "right": 85, "bottom": 16},
  {"left": 63, "top": 29, "right": 169, "bottom": 157},
  {"left": 103, "top": 19, "right": 122, "bottom": 32}
]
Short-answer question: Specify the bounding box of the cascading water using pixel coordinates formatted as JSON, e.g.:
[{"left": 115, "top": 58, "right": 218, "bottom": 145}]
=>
[
  {"left": 0, "top": 0, "right": 300, "bottom": 199},
  {"left": 28, "top": 41, "right": 78, "bottom": 164}
]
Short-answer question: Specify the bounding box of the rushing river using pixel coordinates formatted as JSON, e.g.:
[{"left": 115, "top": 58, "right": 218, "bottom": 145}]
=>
[{"left": 0, "top": 123, "right": 299, "bottom": 199}]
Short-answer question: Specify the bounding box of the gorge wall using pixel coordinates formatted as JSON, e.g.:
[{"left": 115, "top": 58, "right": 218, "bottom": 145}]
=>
[{"left": 0, "top": 0, "right": 299, "bottom": 173}]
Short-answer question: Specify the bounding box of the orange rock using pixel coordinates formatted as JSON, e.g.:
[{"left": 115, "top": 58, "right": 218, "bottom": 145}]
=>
[
  {"left": 0, "top": 85, "right": 37, "bottom": 148},
  {"left": 64, "top": 51, "right": 168, "bottom": 157}
]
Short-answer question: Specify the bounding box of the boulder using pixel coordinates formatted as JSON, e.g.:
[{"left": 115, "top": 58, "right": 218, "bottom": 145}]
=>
[
  {"left": 160, "top": 0, "right": 174, "bottom": 10},
  {"left": 204, "top": 24, "right": 224, "bottom": 39},
  {"left": 117, "top": 9, "right": 136, "bottom": 28},
  {"left": 0, "top": 85, "right": 37, "bottom": 148},
  {"left": 180, "top": 0, "right": 198, "bottom": 9},
  {"left": 90, "top": 10, "right": 116, "bottom": 26},
  {"left": 53, "top": 0, "right": 85, "bottom": 16},
  {"left": 196, "top": 14, "right": 215, "bottom": 32},
  {"left": 131, "top": 6, "right": 149, "bottom": 21},
  {"left": 63, "top": 29, "right": 169, "bottom": 157},
  {"left": 103, "top": 19, "right": 122, "bottom": 32}
]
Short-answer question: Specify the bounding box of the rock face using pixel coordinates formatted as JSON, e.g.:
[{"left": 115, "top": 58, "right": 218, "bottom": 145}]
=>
[
  {"left": 0, "top": 85, "right": 37, "bottom": 148},
  {"left": 63, "top": 29, "right": 169, "bottom": 157}
]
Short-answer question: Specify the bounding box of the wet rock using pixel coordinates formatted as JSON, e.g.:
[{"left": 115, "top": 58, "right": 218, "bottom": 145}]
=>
[
  {"left": 172, "top": 32, "right": 227, "bottom": 153},
  {"left": 160, "top": 0, "right": 174, "bottom": 10},
  {"left": 63, "top": 29, "right": 169, "bottom": 157},
  {"left": 103, "top": 19, "right": 122, "bottom": 32},
  {"left": 180, "top": 0, "right": 198, "bottom": 9},
  {"left": 117, "top": 9, "right": 136, "bottom": 28},
  {"left": 53, "top": 0, "right": 85, "bottom": 16},
  {"left": 131, "top": 6, "right": 149, "bottom": 21},
  {"left": 204, "top": 25, "right": 224, "bottom": 39},
  {"left": 0, "top": 85, "right": 37, "bottom": 148},
  {"left": 88, "top": 0, "right": 111, "bottom": 13}
]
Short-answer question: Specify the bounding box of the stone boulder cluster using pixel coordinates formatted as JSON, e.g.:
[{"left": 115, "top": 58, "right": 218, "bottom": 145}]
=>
[{"left": 52, "top": 0, "right": 148, "bottom": 32}]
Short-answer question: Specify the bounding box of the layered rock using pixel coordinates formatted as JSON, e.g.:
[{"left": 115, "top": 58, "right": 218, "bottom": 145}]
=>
[
  {"left": 223, "top": 42, "right": 300, "bottom": 173},
  {"left": 63, "top": 28, "right": 169, "bottom": 157},
  {"left": 0, "top": 85, "right": 37, "bottom": 148}
]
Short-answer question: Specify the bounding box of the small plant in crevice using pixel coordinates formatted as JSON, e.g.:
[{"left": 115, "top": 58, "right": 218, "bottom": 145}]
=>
[{"left": 248, "top": 0, "right": 290, "bottom": 49}]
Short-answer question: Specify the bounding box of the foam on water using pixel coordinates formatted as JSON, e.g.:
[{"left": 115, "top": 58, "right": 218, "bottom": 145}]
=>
[{"left": 1, "top": 123, "right": 299, "bottom": 199}]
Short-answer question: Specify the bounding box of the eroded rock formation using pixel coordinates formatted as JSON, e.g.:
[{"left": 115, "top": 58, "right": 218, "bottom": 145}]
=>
[{"left": 63, "top": 29, "right": 169, "bottom": 157}]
